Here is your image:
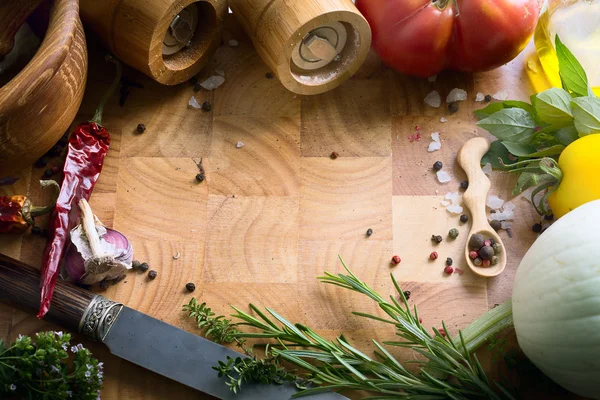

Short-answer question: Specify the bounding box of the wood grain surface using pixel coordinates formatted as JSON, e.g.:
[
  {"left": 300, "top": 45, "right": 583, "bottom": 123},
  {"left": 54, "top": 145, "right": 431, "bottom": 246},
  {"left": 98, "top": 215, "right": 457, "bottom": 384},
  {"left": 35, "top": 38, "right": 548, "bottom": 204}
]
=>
[{"left": 0, "top": 16, "right": 577, "bottom": 399}]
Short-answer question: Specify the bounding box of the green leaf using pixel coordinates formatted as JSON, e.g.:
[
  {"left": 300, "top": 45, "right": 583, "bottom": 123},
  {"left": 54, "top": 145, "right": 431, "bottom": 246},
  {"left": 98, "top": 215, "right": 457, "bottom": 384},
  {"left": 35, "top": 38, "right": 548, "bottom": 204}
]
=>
[
  {"left": 477, "top": 108, "right": 536, "bottom": 143},
  {"left": 551, "top": 125, "right": 579, "bottom": 146},
  {"left": 501, "top": 142, "right": 565, "bottom": 158},
  {"left": 474, "top": 101, "right": 534, "bottom": 120},
  {"left": 534, "top": 88, "right": 573, "bottom": 125},
  {"left": 481, "top": 140, "right": 514, "bottom": 169},
  {"left": 571, "top": 96, "right": 600, "bottom": 135},
  {"left": 556, "top": 35, "right": 589, "bottom": 97}
]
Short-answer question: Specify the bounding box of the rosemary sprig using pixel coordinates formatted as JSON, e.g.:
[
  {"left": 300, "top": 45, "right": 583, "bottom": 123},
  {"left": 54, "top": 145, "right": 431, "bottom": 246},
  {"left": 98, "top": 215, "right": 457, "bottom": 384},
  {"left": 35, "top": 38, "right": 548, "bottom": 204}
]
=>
[{"left": 185, "top": 259, "right": 515, "bottom": 398}]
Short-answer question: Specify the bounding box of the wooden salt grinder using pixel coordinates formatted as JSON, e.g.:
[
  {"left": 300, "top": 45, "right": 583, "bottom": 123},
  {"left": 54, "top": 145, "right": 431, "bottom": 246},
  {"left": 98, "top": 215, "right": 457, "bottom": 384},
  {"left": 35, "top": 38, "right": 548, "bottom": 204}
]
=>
[
  {"left": 79, "top": 0, "right": 228, "bottom": 85},
  {"left": 229, "top": 0, "right": 372, "bottom": 95}
]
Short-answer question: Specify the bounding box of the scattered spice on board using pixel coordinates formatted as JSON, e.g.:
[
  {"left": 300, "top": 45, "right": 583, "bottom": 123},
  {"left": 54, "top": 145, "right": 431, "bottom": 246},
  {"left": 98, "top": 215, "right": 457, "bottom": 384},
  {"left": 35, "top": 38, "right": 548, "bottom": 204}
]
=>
[
  {"left": 490, "top": 220, "right": 502, "bottom": 231},
  {"left": 532, "top": 223, "right": 542, "bottom": 233},
  {"left": 132, "top": 260, "right": 141, "bottom": 270},
  {"left": 195, "top": 158, "right": 206, "bottom": 183},
  {"left": 43, "top": 169, "right": 53, "bottom": 178},
  {"left": 431, "top": 235, "right": 443, "bottom": 244},
  {"left": 35, "top": 157, "right": 49, "bottom": 168},
  {"left": 460, "top": 214, "right": 469, "bottom": 223},
  {"left": 330, "top": 151, "right": 339, "bottom": 159},
  {"left": 484, "top": 94, "right": 492, "bottom": 102},
  {"left": 38, "top": 57, "right": 120, "bottom": 318},
  {"left": 139, "top": 262, "right": 149, "bottom": 273},
  {"left": 429, "top": 251, "right": 438, "bottom": 260},
  {"left": 201, "top": 101, "right": 212, "bottom": 112},
  {"left": 366, "top": 228, "right": 373, "bottom": 237},
  {"left": 448, "top": 228, "right": 459, "bottom": 239},
  {"left": 99, "top": 280, "right": 109, "bottom": 291},
  {"left": 186, "top": 282, "right": 196, "bottom": 292},
  {"left": 391, "top": 255, "right": 401, "bottom": 265},
  {"left": 444, "top": 265, "right": 454, "bottom": 274},
  {"left": 265, "top": 72, "right": 274, "bottom": 79},
  {"left": 403, "top": 290, "right": 411, "bottom": 300},
  {"left": 193, "top": 83, "right": 202, "bottom": 92},
  {"left": 236, "top": 142, "right": 244, "bottom": 149},
  {"left": 148, "top": 270, "right": 157, "bottom": 280},
  {"left": 136, "top": 124, "right": 146, "bottom": 133},
  {"left": 432, "top": 161, "right": 443, "bottom": 171},
  {"left": 460, "top": 180, "right": 469, "bottom": 190},
  {"left": 448, "top": 101, "right": 459, "bottom": 113},
  {"left": 173, "top": 252, "right": 181, "bottom": 260},
  {"left": 446, "top": 257, "right": 453, "bottom": 266},
  {"left": 228, "top": 39, "right": 239, "bottom": 47},
  {"left": 51, "top": 166, "right": 60, "bottom": 174}
]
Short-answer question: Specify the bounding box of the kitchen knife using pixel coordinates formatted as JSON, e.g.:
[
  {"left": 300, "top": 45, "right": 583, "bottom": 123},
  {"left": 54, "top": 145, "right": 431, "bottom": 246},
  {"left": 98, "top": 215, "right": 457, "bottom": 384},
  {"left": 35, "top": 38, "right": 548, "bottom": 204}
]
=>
[{"left": 0, "top": 253, "right": 348, "bottom": 400}]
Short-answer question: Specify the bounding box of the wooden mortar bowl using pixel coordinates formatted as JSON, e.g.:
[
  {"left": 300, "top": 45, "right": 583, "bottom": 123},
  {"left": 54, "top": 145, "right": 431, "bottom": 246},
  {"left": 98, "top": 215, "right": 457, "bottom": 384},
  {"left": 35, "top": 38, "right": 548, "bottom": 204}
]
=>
[{"left": 0, "top": 0, "right": 87, "bottom": 176}]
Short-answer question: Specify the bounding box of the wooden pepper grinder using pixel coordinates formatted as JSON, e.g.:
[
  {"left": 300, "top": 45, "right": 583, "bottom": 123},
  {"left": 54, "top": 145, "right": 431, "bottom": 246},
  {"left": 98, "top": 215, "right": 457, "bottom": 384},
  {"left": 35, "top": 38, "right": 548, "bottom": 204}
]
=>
[
  {"left": 79, "top": 0, "right": 227, "bottom": 85},
  {"left": 229, "top": 0, "right": 371, "bottom": 95}
]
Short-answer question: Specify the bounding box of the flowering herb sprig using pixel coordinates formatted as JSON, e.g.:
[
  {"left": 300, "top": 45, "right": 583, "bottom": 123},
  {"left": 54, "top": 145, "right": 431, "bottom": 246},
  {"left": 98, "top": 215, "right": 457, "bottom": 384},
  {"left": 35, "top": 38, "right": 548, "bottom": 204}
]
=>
[{"left": 0, "top": 331, "right": 103, "bottom": 399}]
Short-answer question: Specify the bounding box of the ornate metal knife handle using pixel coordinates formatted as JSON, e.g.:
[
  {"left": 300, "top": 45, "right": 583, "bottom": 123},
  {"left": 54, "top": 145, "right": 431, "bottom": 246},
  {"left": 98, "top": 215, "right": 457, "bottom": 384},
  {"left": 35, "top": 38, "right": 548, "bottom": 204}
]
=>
[{"left": 78, "top": 296, "right": 124, "bottom": 342}]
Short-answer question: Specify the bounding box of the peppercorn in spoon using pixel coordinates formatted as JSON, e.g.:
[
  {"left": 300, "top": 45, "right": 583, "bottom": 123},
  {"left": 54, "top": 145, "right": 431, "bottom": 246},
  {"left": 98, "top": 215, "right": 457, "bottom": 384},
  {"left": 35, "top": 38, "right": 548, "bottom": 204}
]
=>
[{"left": 457, "top": 137, "right": 506, "bottom": 278}]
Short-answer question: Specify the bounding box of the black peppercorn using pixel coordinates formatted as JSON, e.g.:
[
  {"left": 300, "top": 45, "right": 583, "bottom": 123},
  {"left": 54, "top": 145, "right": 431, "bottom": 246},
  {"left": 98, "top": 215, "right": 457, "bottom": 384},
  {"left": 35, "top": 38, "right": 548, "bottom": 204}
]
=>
[
  {"left": 484, "top": 94, "right": 492, "bottom": 102},
  {"left": 366, "top": 228, "right": 373, "bottom": 237},
  {"left": 193, "top": 83, "right": 202, "bottom": 92},
  {"left": 448, "top": 101, "right": 459, "bottom": 113},
  {"left": 460, "top": 180, "right": 469, "bottom": 190},
  {"left": 490, "top": 220, "right": 502, "bottom": 231},
  {"left": 190, "top": 76, "right": 198, "bottom": 86},
  {"left": 403, "top": 290, "right": 411, "bottom": 300},
  {"left": 139, "top": 262, "right": 149, "bottom": 272},
  {"left": 31, "top": 226, "right": 42, "bottom": 235},
  {"left": 132, "top": 260, "right": 141, "bottom": 270},
  {"left": 532, "top": 223, "right": 542, "bottom": 233},
  {"left": 43, "top": 169, "right": 54, "bottom": 178},
  {"left": 99, "top": 280, "right": 110, "bottom": 290},
  {"left": 186, "top": 282, "right": 196, "bottom": 292},
  {"left": 446, "top": 257, "right": 453, "bottom": 266},
  {"left": 433, "top": 161, "right": 443, "bottom": 171},
  {"left": 136, "top": 124, "right": 146, "bottom": 133},
  {"left": 201, "top": 101, "right": 212, "bottom": 112},
  {"left": 460, "top": 214, "right": 469, "bottom": 223},
  {"left": 469, "top": 233, "right": 485, "bottom": 250},
  {"left": 431, "top": 234, "right": 443, "bottom": 244},
  {"left": 196, "top": 173, "right": 205, "bottom": 182},
  {"left": 48, "top": 146, "right": 63, "bottom": 157},
  {"left": 479, "top": 246, "right": 494, "bottom": 260},
  {"left": 35, "top": 157, "right": 49, "bottom": 168},
  {"left": 265, "top": 72, "right": 274, "bottom": 79},
  {"left": 544, "top": 213, "right": 554, "bottom": 221},
  {"left": 148, "top": 270, "right": 157, "bottom": 280},
  {"left": 330, "top": 151, "right": 339, "bottom": 159}
]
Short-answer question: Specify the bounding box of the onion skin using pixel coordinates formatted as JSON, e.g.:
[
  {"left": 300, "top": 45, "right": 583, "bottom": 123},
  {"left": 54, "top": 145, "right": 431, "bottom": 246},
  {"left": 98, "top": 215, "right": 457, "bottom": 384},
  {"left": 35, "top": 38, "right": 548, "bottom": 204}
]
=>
[
  {"left": 65, "top": 227, "right": 133, "bottom": 284},
  {"left": 512, "top": 200, "right": 600, "bottom": 399}
]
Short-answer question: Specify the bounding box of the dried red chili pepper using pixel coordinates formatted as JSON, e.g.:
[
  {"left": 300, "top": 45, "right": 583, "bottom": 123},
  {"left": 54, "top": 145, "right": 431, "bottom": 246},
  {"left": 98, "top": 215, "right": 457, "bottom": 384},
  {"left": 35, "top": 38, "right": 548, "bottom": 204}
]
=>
[
  {"left": 38, "top": 56, "right": 121, "bottom": 318},
  {"left": 0, "top": 180, "right": 59, "bottom": 234}
]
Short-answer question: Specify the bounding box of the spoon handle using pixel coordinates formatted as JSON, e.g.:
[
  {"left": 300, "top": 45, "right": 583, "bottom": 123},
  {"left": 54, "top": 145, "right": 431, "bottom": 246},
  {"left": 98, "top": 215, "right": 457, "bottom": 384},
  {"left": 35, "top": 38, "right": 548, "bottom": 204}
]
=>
[{"left": 457, "top": 138, "right": 491, "bottom": 230}]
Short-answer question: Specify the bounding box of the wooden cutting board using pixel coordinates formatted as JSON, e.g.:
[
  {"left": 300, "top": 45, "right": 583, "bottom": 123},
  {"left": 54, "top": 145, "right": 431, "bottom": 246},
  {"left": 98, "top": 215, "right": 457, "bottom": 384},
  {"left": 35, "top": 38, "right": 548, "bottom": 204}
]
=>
[{"left": 0, "top": 16, "right": 572, "bottom": 399}]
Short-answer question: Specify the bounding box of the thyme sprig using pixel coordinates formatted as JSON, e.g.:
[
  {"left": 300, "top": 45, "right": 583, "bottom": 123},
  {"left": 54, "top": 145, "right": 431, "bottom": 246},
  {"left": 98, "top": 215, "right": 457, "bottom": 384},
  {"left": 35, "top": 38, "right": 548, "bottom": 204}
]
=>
[{"left": 186, "top": 259, "right": 515, "bottom": 398}]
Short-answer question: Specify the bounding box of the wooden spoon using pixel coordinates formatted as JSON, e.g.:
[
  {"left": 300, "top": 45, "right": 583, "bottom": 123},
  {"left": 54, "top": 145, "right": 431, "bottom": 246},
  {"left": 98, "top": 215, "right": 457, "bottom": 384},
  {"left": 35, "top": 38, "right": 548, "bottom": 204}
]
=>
[{"left": 457, "top": 137, "right": 506, "bottom": 278}]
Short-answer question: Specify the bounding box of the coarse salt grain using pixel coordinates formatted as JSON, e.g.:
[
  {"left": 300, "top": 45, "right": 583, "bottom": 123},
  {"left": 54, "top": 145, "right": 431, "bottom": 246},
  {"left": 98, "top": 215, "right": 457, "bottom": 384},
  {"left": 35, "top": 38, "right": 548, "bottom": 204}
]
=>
[
  {"left": 482, "top": 163, "right": 492, "bottom": 176},
  {"left": 501, "top": 221, "right": 513, "bottom": 230},
  {"left": 215, "top": 69, "right": 225, "bottom": 77},
  {"left": 424, "top": 90, "right": 442, "bottom": 108},
  {"left": 428, "top": 75, "right": 437, "bottom": 82},
  {"left": 475, "top": 92, "right": 485, "bottom": 101},
  {"left": 493, "top": 89, "right": 509, "bottom": 100},
  {"left": 188, "top": 96, "right": 201, "bottom": 109},
  {"left": 228, "top": 39, "right": 239, "bottom": 47},
  {"left": 200, "top": 75, "right": 225, "bottom": 90},
  {"left": 441, "top": 200, "right": 451, "bottom": 206},
  {"left": 428, "top": 132, "right": 442, "bottom": 152},
  {"left": 440, "top": 117, "right": 448, "bottom": 123},
  {"left": 486, "top": 195, "right": 505, "bottom": 210},
  {"left": 236, "top": 141, "right": 244, "bottom": 148},
  {"left": 446, "top": 88, "right": 468, "bottom": 103},
  {"left": 447, "top": 204, "right": 464, "bottom": 214},
  {"left": 445, "top": 191, "right": 459, "bottom": 204},
  {"left": 436, "top": 170, "right": 451, "bottom": 183}
]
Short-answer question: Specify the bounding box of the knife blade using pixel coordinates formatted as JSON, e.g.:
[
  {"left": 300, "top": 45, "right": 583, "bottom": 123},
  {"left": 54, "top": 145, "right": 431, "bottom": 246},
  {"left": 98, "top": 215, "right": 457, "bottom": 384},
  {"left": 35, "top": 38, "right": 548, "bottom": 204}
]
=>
[{"left": 0, "top": 253, "right": 347, "bottom": 400}]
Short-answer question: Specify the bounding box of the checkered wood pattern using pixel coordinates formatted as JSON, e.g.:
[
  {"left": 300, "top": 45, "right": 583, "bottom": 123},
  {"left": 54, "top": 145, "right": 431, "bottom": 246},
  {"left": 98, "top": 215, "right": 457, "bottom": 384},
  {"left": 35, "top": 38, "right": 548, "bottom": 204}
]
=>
[{"left": 1, "top": 17, "right": 558, "bottom": 399}]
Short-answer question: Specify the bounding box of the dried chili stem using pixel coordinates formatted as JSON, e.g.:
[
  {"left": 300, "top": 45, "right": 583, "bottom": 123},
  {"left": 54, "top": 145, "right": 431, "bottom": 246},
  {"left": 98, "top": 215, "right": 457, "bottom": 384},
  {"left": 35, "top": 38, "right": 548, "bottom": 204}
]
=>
[
  {"left": 90, "top": 55, "right": 122, "bottom": 126},
  {"left": 28, "top": 180, "right": 61, "bottom": 218}
]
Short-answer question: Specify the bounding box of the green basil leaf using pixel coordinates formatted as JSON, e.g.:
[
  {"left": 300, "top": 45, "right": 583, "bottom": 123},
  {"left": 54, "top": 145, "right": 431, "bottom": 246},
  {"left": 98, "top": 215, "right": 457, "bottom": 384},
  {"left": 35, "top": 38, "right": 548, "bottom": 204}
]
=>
[
  {"left": 474, "top": 101, "right": 534, "bottom": 120},
  {"left": 551, "top": 125, "right": 579, "bottom": 146},
  {"left": 474, "top": 103, "right": 505, "bottom": 119},
  {"left": 571, "top": 96, "right": 600, "bottom": 135},
  {"left": 556, "top": 35, "right": 589, "bottom": 97},
  {"left": 534, "top": 88, "right": 573, "bottom": 125},
  {"left": 477, "top": 108, "right": 536, "bottom": 143},
  {"left": 501, "top": 141, "right": 565, "bottom": 157},
  {"left": 481, "top": 140, "right": 514, "bottom": 169}
]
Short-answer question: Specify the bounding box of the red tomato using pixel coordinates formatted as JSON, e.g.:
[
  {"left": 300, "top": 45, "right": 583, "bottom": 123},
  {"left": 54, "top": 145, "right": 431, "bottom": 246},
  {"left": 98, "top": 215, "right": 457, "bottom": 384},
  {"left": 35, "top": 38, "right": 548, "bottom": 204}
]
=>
[{"left": 356, "top": 0, "right": 539, "bottom": 77}]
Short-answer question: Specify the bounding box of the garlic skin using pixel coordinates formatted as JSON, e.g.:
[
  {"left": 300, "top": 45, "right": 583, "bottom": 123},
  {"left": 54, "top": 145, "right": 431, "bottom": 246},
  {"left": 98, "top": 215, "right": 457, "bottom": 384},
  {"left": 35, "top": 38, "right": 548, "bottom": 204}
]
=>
[{"left": 67, "top": 199, "right": 132, "bottom": 285}]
